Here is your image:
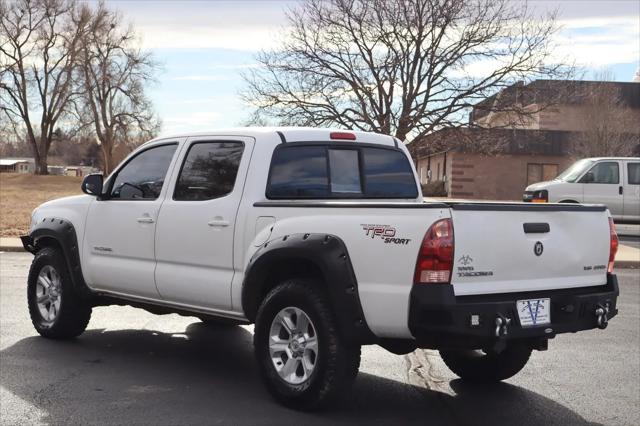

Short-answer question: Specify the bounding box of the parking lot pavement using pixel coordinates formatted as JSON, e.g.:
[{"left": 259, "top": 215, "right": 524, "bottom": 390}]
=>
[{"left": 1, "top": 252, "right": 638, "bottom": 426}]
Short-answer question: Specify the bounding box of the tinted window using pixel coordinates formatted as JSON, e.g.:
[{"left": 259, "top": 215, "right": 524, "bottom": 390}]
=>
[
  {"left": 628, "top": 163, "right": 640, "bottom": 185},
  {"left": 329, "top": 149, "right": 361, "bottom": 193},
  {"left": 174, "top": 142, "right": 244, "bottom": 201},
  {"left": 110, "top": 144, "right": 177, "bottom": 200},
  {"left": 267, "top": 144, "right": 418, "bottom": 199},
  {"left": 268, "top": 146, "right": 329, "bottom": 198},
  {"left": 362, "top": 148, "right": 419, "bottom": 197},
  {"left": 583, "top": 161, "right": 619, "bottom": 184}
]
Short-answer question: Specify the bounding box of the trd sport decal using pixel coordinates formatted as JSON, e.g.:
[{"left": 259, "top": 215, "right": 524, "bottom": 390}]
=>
[{"left": 361, "top": 224, "right": 411, "bottom": 245}]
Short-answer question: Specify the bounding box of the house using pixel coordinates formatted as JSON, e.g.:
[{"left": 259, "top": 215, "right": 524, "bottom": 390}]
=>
[
  {"left": 64, "top": 166, "right": 97, "bottom": 177},
  {"left": 0, "top": 158, "right": 35, "bottom": 173},
  {"left": 408, "top": 80, "right": 640, "bottom": 200}
]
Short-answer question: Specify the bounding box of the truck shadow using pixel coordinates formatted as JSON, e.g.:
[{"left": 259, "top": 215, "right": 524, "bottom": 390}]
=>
[{"left": 0, "top": 323, "right": 600, "bottom": 426}]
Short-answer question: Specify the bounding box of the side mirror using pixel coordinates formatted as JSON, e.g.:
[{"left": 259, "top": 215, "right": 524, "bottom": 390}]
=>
[
  {"left": 81, "top": 173, "right": 103, "bottom": 196},
  {"left": 581, "top": 171, "right": 594, "bottom": 183}
]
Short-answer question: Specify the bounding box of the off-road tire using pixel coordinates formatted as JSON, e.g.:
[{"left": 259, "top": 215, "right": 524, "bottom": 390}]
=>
[
  {"left": 439, "top": 344, "right": 532, "bottom": 383},
  {"left": 27, "top": 247, "right": 92, "bottom": 339},
  {"left": 254, "top": 279, "right": 361, "bottom": 410}
]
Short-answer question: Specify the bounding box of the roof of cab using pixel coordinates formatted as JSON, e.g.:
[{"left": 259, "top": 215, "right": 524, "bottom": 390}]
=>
[{"left": 146, "top": 127, "right": 399, "bottom": 147}]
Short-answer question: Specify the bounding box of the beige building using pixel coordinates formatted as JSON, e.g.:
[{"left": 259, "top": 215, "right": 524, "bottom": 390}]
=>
[
  {"left": 0, "top": 158, "right": 35, "bottom": 173},
  {"left": 409, "top": 80, "right": 640, "bottom": 200}
]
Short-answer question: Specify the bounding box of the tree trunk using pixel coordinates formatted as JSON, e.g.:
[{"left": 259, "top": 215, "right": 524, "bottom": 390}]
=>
[
  {"left": 35, "top": 156, "right": 49, "bottom": 175},
  {"left": 101, "top": 142, "right": 115, "bottom": 175}
]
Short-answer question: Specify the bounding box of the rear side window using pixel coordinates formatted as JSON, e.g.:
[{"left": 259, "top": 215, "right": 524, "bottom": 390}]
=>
[
  {"left": 267, "top": 144, "right": 418, "bottom": 199},
  {"left": 628, "top": 163, "right": 640, "bottom": 185},
  {"left": 174, "top": 141, "right": 244, "bottom": 201}
]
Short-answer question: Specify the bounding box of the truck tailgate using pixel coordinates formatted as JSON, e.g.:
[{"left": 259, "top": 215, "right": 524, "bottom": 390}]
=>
[{"left": 449, "top": 203, "right": 611, "bottom": 296}]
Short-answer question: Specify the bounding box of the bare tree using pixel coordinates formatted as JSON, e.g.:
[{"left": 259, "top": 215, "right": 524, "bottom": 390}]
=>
[
  {"left": 242, "top": 0, "right": 572, "bottom": 141},
  {"left": 0, "top": 0, "right": 86, "bottom": 174},
  {"left": 74, "top": 2, "right": 159, "bottom": 175},
  {"left": 569, "top": 77, "right": 640, "bottom": 157}
]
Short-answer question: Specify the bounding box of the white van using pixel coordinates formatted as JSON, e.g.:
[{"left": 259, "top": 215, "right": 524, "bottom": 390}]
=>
[{"left": 523, "top": 157, "right": 640, "bottom": 223}]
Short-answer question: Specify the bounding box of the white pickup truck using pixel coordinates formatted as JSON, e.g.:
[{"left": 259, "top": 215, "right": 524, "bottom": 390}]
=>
[{"left": 22, "top": 128, "right": 619, "bottom": 410}]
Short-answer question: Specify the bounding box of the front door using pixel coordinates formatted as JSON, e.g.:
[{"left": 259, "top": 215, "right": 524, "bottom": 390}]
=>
[
  {"left": 83, "top": 142, "right": 179, "bottom": 298},
  {"left": 154, "top": 137, "right": 254, "bottom": 310},
  {"left": 581, "top": 161, "right": 624, "bottom": 220}
]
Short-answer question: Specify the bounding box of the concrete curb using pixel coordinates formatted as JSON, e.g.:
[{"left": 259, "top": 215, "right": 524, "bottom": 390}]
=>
[
  {"left": 0, "top": 245, "right": 26, "bottom": 253},
  {"left": 614, "top": 261, "right": 639, "bottom": 269}
]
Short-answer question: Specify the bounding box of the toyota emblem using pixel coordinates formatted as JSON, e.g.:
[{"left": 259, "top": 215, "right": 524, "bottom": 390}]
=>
[{"left": 534, "top": 241, "right": 544, "bottom": 256}]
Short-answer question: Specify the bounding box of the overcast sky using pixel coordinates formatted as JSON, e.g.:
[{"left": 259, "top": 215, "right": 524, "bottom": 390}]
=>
[{"left": 94, "top": 0, "right": 640, "bottom": 136}]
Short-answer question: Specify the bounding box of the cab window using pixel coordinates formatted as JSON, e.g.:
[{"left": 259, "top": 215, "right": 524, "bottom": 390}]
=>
[
  {"left": 581, "top": 161, "right": 619, "bottom": 184},
  {"left": 110, "top": 144, "right": 178, "bottom": 200},
  {"left": 628, "top": 163, "right": 640, "bottom": 185},
  {"left": 174, "top": 141, "right": 244, "bottom": 201},
  {"left": 266, "top": 144, "right": 418, "bottom": 199}
]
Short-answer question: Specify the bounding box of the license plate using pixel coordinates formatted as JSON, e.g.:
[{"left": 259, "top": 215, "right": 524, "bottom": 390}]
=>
[{"left": 517, "top": 298, "right": 551, "bottom": 327}]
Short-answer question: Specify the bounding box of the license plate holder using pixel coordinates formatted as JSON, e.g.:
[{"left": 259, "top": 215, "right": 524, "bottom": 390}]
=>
[{"left": 517, "top": 298, "right": 551, "bottom": 327}]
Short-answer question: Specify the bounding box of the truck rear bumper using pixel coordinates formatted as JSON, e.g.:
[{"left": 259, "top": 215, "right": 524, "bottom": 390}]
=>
[{"left": 408, "top": 274, "right": 619, "bottom": 350}]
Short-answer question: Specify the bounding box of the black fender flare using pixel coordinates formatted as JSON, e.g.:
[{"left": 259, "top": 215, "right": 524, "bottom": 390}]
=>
[
  {"left": 21, "top": 217, "right": 93, "bottom": 299},
  {"left": 241, "top": 233, "right": 377, "bottom": 345}
]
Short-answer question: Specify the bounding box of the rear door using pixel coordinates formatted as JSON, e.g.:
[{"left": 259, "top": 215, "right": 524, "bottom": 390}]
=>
[
  {"left": 623, "top": 160, "right": 640, "bottom": 222},
  {"left": 581, "top": 160, "right": 623, "bottom": 220},
  {"left": 154, "top": 136, "right": 254, "bottom": 310},
  {"left": 449, "top": 204, "right": 610, "bottom": 296}
]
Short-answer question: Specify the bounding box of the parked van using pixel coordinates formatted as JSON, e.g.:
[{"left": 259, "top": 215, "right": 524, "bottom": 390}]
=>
[{"left": 523, "top": 157, "right": 640, "bottom": 223}]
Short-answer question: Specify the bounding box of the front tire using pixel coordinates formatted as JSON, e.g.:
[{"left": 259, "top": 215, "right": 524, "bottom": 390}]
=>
[
  {"left": 439, "top": 344, "right": 532, "bottom": 383},
  {"left": 254, "top": 279, "right": 360, "bottom": 410},
  {"left": 27, "top": 247, "right": 92, "bottom": 339}
]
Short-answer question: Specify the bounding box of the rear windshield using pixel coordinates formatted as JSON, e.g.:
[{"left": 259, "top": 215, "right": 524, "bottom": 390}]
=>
[{"left": 267, "top": 144, "right": 418, "bottom": 199}]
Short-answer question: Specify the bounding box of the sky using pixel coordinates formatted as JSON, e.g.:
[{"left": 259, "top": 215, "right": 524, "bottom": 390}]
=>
[{"left": 94, "top": 0, "right": 640, "bottom": 136}]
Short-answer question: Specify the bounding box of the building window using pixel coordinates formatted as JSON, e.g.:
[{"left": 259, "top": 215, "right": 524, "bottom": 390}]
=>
[{"left": 527, "top": 163, "right": 559, "bottom": 186}]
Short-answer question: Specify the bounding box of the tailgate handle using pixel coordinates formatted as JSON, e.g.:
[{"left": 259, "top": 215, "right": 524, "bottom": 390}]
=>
[{"left": 523, "top": 223, "right": 550, "bottom": 234}]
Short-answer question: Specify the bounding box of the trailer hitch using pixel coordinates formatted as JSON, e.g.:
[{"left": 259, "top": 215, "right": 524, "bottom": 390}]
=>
[
  {"left": 595, "top": 303, "right": 609, "bottom": 329},
  {"left": 495, "top": 315, "right": 512, "bottom": 337}
]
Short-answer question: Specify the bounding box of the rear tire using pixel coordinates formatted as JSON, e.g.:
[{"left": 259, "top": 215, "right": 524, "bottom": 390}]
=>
[
  {"left": 254, "top": 279, "right": 360, "bottom": 410},
  {"left": 27, "top": 247, "right": 91, "bottom": 339},
  {"left": 439, "top": 344, "right": 532, "bottom": 383}
]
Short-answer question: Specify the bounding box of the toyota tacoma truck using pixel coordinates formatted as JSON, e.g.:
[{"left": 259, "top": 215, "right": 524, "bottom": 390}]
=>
[{"left": 22, "top": 128, "right": 619, "bottom": 410}]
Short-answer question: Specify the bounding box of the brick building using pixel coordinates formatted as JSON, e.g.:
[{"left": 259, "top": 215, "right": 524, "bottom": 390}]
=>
[{"left": 408, "top": 80, "right": 640, "bottom": 200}]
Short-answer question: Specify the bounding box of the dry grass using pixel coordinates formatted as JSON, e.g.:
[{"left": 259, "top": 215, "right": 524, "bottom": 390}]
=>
[{"left": 0, "top": 173, "right": 82, "bottom": 237}]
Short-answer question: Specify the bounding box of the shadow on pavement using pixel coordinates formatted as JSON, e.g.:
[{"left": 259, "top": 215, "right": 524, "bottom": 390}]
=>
[{"left": 0, "top": 323, "right": 600, "bottom": 425}]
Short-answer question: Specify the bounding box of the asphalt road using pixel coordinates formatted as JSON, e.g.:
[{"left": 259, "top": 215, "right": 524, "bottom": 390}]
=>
[{"left": 1, "top": 252, "right": 638, "bottom": 426}]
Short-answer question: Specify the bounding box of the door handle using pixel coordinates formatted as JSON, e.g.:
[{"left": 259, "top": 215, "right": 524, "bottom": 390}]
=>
[
  {"left": 208, "top": 219, "right": 230, "bottom": 227},
  {"left": 619, "top": 186, "right": 623, "bottom": 195},
  {"left": 137, "top": 216, "right": 155, "bottom": 224},
  {"left": 523, "top": 222, "right": 550, "bottom": 234}
]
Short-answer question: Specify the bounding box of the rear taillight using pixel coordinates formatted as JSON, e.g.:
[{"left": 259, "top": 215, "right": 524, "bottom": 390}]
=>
[
  {"left": 414, "top": 218, "right": 454, "bottom": 284},
  {"left": 608, "top": 217, "right": 618, "bottom": 273}
]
